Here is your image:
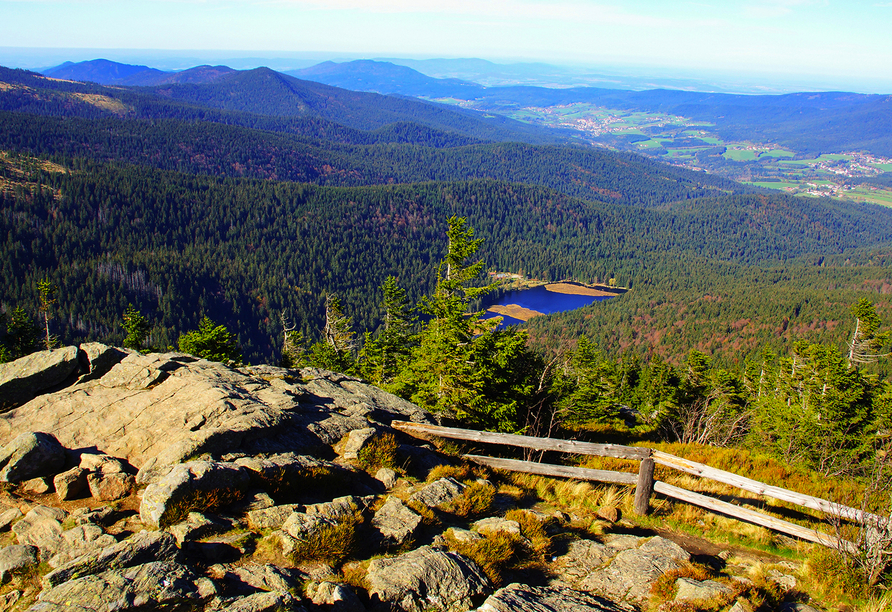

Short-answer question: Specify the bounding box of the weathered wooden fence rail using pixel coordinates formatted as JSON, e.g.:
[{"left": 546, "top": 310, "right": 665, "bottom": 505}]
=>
[{"left": 392, "top": 420, "right": 871, "bottom": 552}]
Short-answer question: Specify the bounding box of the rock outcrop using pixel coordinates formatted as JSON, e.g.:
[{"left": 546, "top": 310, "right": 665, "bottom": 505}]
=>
[
  {"left": 0, "top": 350, "right": 433, "bottom": 480},
  {"left": 0, "top": 347, "right": 810, "bottom": 612},
  {"left": 0, "top": 432, "right": 65, "bottom": 483},
  {"left": 0, "top": 346, "right": 81, "bottom": 411},
  {"left": 476, "top": 584, "right": 635, "bottom": 612},
  {"left": 367, "top": 546, "right": 491, "bottom": 612}
]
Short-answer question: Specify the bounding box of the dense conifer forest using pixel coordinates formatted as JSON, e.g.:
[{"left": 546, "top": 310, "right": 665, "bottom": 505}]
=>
[{"left": 2, "top": 63, "right": 891, "bottom": 366}]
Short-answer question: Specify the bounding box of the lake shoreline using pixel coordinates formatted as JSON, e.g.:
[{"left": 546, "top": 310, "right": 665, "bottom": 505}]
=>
[
  {"left": 487, "top": 304, "right": 545, "bottom": 322},
  {"left": 483, "top": 282, "right": 621, "bottom": 328},
  {"left": 545, "top": 282, "right": 621, "bottom": 297}
]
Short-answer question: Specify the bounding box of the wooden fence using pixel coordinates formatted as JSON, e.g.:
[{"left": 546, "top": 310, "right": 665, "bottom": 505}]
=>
[{"left": 391, "top": 421, "right": 882, "bottom": 553}]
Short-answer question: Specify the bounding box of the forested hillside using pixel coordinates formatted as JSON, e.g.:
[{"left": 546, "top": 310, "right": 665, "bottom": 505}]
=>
[
  {"left": 3, "top": 154, "right": 892, "bottom": 364},
  {"left": 1, "top": 60, "right": 891, "bottom": 367},
  {"left": 0, "top": 65, "right": 563, "bottom": 145}
]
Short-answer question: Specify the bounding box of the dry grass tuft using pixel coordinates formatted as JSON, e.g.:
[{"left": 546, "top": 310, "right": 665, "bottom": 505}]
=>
[
  {"left": 804, "top": 546, "right": 865, "bottom": 603},
  {"left": 0, "top": 560, "right": 50, "bottom": 610},
  {"left": 648, "top": 561, "right": 786, "bottom": 612},
  {"left": 444, "top": 530, "right": 522, "bottom": 586},
  {"left": 426, "top": 462, "right": 489, "bottom": 483},
  {"left": 504, "top": 509, "right": 553, "bottom": 558},
  {"left": 253, "top": 532, "right": 293, "bottom": 568},
  {"left": 338, "top": 560, "right": 370, "bottom": 592},
  {"left": 357, "top": 434, "right": 400, "bottom": 471},
  {"left": 160, "top": 487, "right": 242, "bottom": 527},
  {"left": 858, "top": 593, "right": 892, "bottom": 612},
  {"left": 406, "top": 499, "right": 440, "bottom": 526},
  {"left": 288, "top": 512, "right": 362, "bottom": 565},
  {"left": 440, "top": 482, "right": 496, "bottom": 519}
]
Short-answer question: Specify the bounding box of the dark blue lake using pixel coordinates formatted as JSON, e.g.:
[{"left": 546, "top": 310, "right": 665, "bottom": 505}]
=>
[{"left": 483, "top": 285, "right": 616, "bottom": 328}]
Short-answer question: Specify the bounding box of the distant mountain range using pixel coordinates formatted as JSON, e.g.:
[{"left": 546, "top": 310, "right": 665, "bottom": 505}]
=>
[
  {"left": 40, "top": 58, "right": 892, "bottom": 157},
  {"left": 291, "top": 60, "right": 892, "bottom": 158},
  {"left": 43, "top": 59, "right": 236, "bottom": 86}
]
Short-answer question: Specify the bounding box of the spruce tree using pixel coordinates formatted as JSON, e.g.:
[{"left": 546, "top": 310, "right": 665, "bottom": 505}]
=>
[
  {"left": 178, "top": 316, "right": 242, "bottom": 365},
  {"left": 37, "top": 279, "right": 58, "bottom": 350},
  {"left": 122, "top": 304, "right": 150, "bottom": 351},
  {"left": 359, "top": 276, "right": 415, "bottom": 385},
  {"left": 0, "top": 307, "right": 40, "bottom": 362},
  {"left": 848, "top": 298, "right": 889, "bottom": 368}
]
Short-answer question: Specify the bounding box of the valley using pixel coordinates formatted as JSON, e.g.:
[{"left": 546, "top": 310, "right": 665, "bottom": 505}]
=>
[
  {"left": 430, "top": 98, "right": 892, "bottom": 206},
  {"left": 1, "top": 60, "right": 892, "bottom": 368}
]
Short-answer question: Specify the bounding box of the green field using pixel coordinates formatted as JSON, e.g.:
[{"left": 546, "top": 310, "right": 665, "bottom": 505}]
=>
[
  {"left": 745, "top": 181, "right": 801, "bottom": 190},
  {"left": 846, "top": 187, "right": 892, "bottom": 207},
  {"left": 724, "top": 148, "right": 758, "bottom": 161},
  {"left": 779, "top": 154, "right": 848, "bottom": 166},
  {"left": 761, "top": 149, "right": 795, "bottom": 158},
  {"left": 465, "top": 100, "right": 891, "bottom": 207}
]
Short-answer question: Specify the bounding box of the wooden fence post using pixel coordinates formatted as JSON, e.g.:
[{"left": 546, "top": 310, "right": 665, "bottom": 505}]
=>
[{"left": 634, "top": 457, "right": 655, "bottom": 516}]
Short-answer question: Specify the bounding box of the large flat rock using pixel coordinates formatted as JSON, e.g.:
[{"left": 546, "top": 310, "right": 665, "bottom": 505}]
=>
[
  {"left": 0, "top": 353, "right": 433, "bottom": 476},
  {"left": 0, "top": 346, "right": 80, "bottom": 411}
]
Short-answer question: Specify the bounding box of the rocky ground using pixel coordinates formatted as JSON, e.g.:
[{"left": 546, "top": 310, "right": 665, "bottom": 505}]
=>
[{"left": 0, "top": 346, "right": 818, "bottom": 611}]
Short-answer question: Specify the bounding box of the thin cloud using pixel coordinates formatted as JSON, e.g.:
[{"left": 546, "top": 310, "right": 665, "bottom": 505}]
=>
[
  {"left": 238, "top": 0, "right": 720, "bottom": 28},
  {"left": 741, "top": 0, "right": 818, "bottom": 18}
]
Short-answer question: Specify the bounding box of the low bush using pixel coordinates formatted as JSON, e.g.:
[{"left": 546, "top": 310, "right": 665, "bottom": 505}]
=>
[
  {"left": 288, "top": 513, "right": 362, "bottom": 565},
  {"left": 504, "top": 509, "right": 553, "bottom": 558},
  {"left": 357, "top": 434, "right": 400, "bottom": 471},
  {"left": 444, "top": 530, "right": 522, "bottom": 586},
  {"left": 441, "top": 482, "right": 496, "bottom": 519},
  {"left": 426, "top": 462, "right": 489, "bottom": 483}
]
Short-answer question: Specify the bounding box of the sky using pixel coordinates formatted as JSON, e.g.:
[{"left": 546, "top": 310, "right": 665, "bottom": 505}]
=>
[{"left": 2, "top": 0, "right": 892, "bottom": 93}]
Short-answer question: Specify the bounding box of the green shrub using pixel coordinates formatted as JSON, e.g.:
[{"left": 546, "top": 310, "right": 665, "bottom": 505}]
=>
[{"left": 177, "top": 316, "right": 242, "bottom": 365}]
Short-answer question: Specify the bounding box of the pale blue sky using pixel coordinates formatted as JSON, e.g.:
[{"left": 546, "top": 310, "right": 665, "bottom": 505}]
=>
[{"left": 2, "top": 0, "right": 892, "bottom": 92}]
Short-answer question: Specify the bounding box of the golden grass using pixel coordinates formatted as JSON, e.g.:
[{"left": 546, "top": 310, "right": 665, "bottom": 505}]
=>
[
  {"left": 504, "top": 509, "right": 553, "bottom": 558},
  {"left": 69, "top": 93, "right": 132, "bottom": 115},
  {"left": 858, "top": 593, "right": 892, "bottom": 612},
  {"left": 504, "top": 471, "right": 632, "bottom": 524},
  {"left": 356, "top": 433, "right": 400, "bottom": 471},
  {"left": 405, "top": 499, "right": 440, "bottom": 526},
  {"left": 287, "top": 513, "right": 361, "bottom": 565},
  {"left": 486, "top": 304, "right": 544, "bottom": 322},
  {"left": 338, "top": 560, "right": 370, "bottom": 592},
  {"left": 444, "top": 530, "right": 522, "bottom": 586},
  {"left": 545, "top": 283, "right": 616, "bottom": 296},
  {"left": 579, "top": 444, "right": 854, "bottom": 546},
  {"left": 440, "top": 482, "right": 496, "bottom": 519},
  {"left": 426, "top": 462, "right": 489, "bottom": 483},
  {"left": 803, "top": 546, "right": 864, "bottom": 604},
  {"left": 648, "top": 442, "right": 864, "bottom": 506},
  {"left": 649, "top": 562, "right": 786, "bottom": 612}
]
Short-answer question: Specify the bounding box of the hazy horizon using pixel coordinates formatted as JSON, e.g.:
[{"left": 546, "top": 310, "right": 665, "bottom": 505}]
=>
[
  {"left": 2, "top": 0, "right": 892, "bottom": 95},
  {"left": 2, "top": 46, "right": 891, "bottom": 96}
]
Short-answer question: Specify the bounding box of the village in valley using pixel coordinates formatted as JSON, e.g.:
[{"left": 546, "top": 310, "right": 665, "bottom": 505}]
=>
[{"left": 433, "top": 99, "right": 892, "bottom": 207}]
